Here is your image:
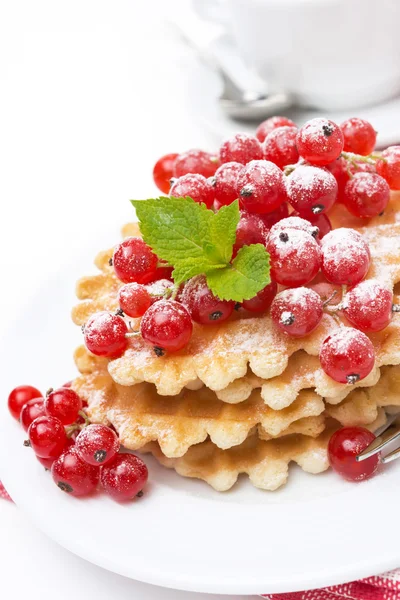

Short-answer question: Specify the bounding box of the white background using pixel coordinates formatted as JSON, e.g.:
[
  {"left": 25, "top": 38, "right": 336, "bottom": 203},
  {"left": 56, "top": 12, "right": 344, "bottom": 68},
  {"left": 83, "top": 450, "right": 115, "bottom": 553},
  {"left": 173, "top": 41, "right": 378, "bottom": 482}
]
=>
[{"left": 0, "top": 1, "right": 255, "bottom": 598}]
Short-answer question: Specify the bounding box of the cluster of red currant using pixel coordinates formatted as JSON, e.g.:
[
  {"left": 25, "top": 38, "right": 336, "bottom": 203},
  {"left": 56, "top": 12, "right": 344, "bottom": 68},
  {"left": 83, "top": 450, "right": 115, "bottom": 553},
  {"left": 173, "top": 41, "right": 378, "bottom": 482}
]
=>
[
  {"left": 81, "top": 116, "right": 398, "bottom": 383},
  {"left": 8, "top": 384, "right": 148, "bottom": 500}
]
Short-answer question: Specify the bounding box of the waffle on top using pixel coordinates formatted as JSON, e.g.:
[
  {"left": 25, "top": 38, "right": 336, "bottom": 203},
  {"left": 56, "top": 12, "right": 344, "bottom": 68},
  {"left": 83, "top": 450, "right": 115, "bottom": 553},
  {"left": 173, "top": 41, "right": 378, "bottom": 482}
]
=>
[{"left": 72, "top": 194, "right": 400, "bottom": 405}]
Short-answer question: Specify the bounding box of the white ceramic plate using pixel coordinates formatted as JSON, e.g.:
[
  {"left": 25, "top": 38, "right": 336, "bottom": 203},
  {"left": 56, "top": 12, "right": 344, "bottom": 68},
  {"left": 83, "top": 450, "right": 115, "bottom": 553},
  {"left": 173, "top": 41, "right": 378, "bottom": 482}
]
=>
[{"left": 1, "top": 230, "right": 400, "bottom": 596}]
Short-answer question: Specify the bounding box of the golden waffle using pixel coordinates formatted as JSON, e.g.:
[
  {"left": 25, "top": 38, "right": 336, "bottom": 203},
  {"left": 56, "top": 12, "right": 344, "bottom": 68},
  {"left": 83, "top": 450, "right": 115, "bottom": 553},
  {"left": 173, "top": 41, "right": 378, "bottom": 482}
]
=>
[
  {"left": 72, "top": 194, "right": 400, "bottom": 404},
  {"left": 72, "top": 346, "right": 394, "bottom": 460},
  {"left": 72, "top": 362, "right": 326, "bottom": 458},
  {"left": 140, "top": 412, "right": 387, "bottom": 492}
]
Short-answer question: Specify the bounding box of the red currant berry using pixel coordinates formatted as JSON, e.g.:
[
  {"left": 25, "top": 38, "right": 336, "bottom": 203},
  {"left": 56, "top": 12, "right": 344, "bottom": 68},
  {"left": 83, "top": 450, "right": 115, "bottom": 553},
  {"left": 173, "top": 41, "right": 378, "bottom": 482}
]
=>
[
  {"left": 309, "top": 281, "right": 342, "bottom": 305},
  {"left": 237, "top": 160, "right": 286, "bottom": 214},
  {"left": 45, "top": 388, "right": 82, "bottom": 425},
  {"left": 343, "top": 172, "right": 390, "bottom": 218},
  {"left": 219, "top": 133, "right": 263, "bottom": 165},
  {"left": 20, "top": 398, "right": 45, "bottom": 432},
  {"left": 321, "top": 228, "right": 370, "bottom": 286},
  {"left": 242, "top": 281, "right": 277, "bottom": 313},
  {"left": 62, "top": 381, "right": 72, "bottom": 388},
  {"left": 286, "top": 165, "right": 338, "bottom": 217},
  {"left": 269, "top": 216, "right": 320, "bottom": 240},
  {"left": 151, "top": 263, "right": 173, "bottom": 282},
  {"left": 258, "top": 202, "right": 289, "bottom": 229},
  {"left": 37, "top": 455, "right": 56, "bottom": 469},
  {"left": 328, "top": 427, "right": 379, "bottom": 481},
  {"left": 52, "top": 447, "right": 100, "bottom": 496},
  {"left": 376, "top": 146, "right": 400, "bottom": 190},
  {"left": 212, "top": 161, "right": 243, "bottom": 207},
  {"left": 118, "top": 283, "right": 151, "bottom": 318},
  {"left": 255, "top": 116, "right": 296, "bottom": 143},
  {"left": 343, "top": 280, "right": 393, "bottom": 333},
  {"left": 113, "top": 237, "right": 158, "bottom": 285},
  {"left": 271, "top": 287, "right": 323, "bottom": 337},
  {"left": 181, "top": 276, "right": 235, "bottom": 325},
  {"left": 320, "top": 327, "right": 375, "bottom": 384},
  {"left": 84, "top": 312, "right": 128, "bottom": 358},
  {"left": 340, "top": 118, "right": 377, "bottom": 156},
  {"left": 100, "top": 453, "right": 148, "bottom": 501},
  {"left": 326, "top": 157, "right": 350, "bottom": 203},
  {"left": 296, "top": 118, "right": 344, "bottom": 166},
  {"left": 266, "top": 227, "right": 322, "bottom": 287},
  {"left": 173, "top": 149, "right": 218, "bottom": 179},
  {"left": 145, "top": 279, "right": 175, "bottom": 304},
  {"left": 233, "top": 211, "right": 268, "bottom": 257},
  {"left": 28, "top": 415, "right": 67, "bottom": 459},
  {"left": 291, "top": 211, "right": 332, "bottom": 239},
  {"left": 140, "top": 299, "right": 192, "bottom": 353},
  {"left": 75, "top": 424, "right": 120, "bottom": 466},
  {"left": 263, "top": 126, "right": 299, "bottom": 169},
  {"left": 170, "top": 173, "right": 214, "bottom": 209},
  {"left": 8, "top": 385, "right": 43, "bottom": 420},
  {"left": 152, "top": 153, "right": 178, "bottom": 194}
]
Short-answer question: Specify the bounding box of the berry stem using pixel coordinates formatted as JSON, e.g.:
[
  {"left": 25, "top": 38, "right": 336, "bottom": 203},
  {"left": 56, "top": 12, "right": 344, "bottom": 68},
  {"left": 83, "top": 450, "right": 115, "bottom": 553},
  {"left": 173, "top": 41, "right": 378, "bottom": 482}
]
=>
[
  {"left": 125, "top": 331, "right": 140, "bottom": 338},
  {"left": 78, "top": 410, "right": 90, "bottom": 427}
]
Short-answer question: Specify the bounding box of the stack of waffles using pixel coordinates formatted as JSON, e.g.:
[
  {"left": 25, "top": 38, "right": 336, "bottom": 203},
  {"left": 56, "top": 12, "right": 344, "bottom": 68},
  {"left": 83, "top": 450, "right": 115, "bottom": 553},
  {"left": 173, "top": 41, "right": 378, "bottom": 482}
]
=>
[{"left": 70, "top": 193, "right": 400, "bottom": 491}]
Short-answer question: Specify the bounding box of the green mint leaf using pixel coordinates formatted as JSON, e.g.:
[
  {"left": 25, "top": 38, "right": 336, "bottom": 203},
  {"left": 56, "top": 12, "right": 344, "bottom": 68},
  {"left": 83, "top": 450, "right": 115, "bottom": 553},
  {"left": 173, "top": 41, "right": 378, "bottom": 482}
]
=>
[
  {"left": 131, "top": 197, "right": 213, "bottom": 264},
  {"left": 172, "top": 258, "right": 225, "bottom": 285},
  {"left": 208, "top": 200, "right": 240, "bottom": 263},
  {"left": 206, "top": 244, "right": 270, "bottom": 302}
]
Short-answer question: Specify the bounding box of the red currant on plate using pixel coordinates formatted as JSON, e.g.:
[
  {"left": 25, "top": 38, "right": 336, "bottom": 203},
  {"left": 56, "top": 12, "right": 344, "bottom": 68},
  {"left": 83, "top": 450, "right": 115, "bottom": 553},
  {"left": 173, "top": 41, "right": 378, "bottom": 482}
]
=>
[
  {"left": 28, "top": 415, "right": 67, "bottom": 459},
  {"left": 113, "top": 237, "right": 158, "bottom": 285},
  {"left": 45, "top": 387, "right": 82, "bottom": 425},
  {"left": 84, "top": 311, "right": 128, "bottom": 358},
  {"left": 376, "top": 146, "right": 400, "bottom": 190},
  {"left": 20, "top": 398, "right": 45, "bottom": 432},
  {"left": 233, "top": 211, "right": 268, "bottom": 257},
  {"left": 321, "top": 228, "right": 371, "bottom": 286},
  {"left": 262, "top": 126, "right": 299, "bottom": 169},
  {"left": 170, "top": 173, "right": 214, "bottom": 209},
  {"left": 52, "top": 447, "right": 100, "bottom": 496},
  {"left": 271, "top": 287, "right": 323, "bottom": 337},
  {"left": 326, "top": 157, "right": 351, "bottom": 203},
  {"left": 340, "top": 118, "right": 377, "bottom": 156},
  {"left": 286, "top": 165, "right": 338, "bottom": 217},
  {"left": 255, "top": 116, "right": 296, "bottom": 143},
  {"left": 100, "top": 453, "right": 148, "bottom": 501},
  {"left": 328, "top": 427, "right": 379, "bottom": 481},
  {"left": 319, "top": 327, "right": 375, "bottom": 384},
  {"left": 152, "top": 153, "right": 178, "bottom": 194},
  {"left": 181, "top": 276, "right": 234, "bottom": 324},
  {"left": 296, "top": 118, "right": 344, "bottom": 166},
  {"left": 343, "top": 172, "right": 390, "bottom": 218},
  {"left": 75, "top": 424, "right": 120, "bottom": 465},
  {"left": 219, "top": 133, "right": 263, "bottom": 165},
  {"left": 212, "top": 161, "right": 243, "bottom": 207},
  {"left": 269, "top": 216, "right": 319, "bottom": 239},
  {"left": 118, "top": 283, "right": 152, "bottom": 318},
  {"left": 291, "top": 211, "right": 332, "bottom": 239},
  {"left": 146, "top": 279, "right": 175, "bottom": 304},
  {"left": 266, "top": 227, "right": 322, "bottom": 287},
  {"left": 258, "top": 202, "right": 289, "bottom": 229},
  {"left": 140, "top": 299, "right": 193, "bottom": 353},
  {"left": 8, "top": 385, "right": 43, "bottom": 420},
  {"left": 237, "top": 159, "right": 286, "bottom": 214},
  {"left": 173, "top": 149, "right": 218, "bottom": 179},
  {"left": 343, "top": 279, "right": 393, "bottom": 333},
  {"left": 242, "top": 281, "right": 277, "bottom": 313}
]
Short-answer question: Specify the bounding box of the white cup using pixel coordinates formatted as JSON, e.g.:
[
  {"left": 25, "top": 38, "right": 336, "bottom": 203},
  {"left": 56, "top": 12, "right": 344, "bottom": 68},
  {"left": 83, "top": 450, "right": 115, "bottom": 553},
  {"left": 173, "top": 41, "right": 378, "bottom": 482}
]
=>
[{"left": 193, "top": 0, "right": 400, "bottom": 111}]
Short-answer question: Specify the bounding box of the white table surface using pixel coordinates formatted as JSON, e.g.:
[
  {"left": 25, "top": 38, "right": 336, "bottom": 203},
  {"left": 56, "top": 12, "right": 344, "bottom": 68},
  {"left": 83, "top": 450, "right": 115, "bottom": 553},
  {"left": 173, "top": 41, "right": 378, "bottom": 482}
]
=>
[{"left": 0, "top": 1, "right": 256, "bottom": 598}]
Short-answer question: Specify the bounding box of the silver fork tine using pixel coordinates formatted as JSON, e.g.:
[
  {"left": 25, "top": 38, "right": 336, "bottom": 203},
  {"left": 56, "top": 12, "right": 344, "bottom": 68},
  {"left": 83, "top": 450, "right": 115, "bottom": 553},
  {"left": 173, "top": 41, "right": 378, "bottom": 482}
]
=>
[
  {"left": 356, "top": 414, "right": 400, "bottom": 462},
  {"left": 382, "top": 446, "right": 400, "bottom": 464}
]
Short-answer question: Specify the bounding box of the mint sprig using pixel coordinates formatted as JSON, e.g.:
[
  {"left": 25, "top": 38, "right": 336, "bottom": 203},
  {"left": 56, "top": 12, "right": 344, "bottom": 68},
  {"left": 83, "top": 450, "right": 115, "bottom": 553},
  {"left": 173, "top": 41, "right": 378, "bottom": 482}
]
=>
[{"left": 131, "top": 197, "right": 270, "bottom": 302}]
